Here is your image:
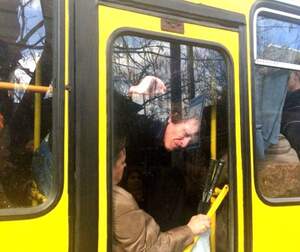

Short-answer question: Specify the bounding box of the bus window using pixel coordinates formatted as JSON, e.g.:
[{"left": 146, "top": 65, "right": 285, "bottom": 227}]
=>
[
  {"left": 0, "top": 0, "right": 56, "bottom": 209},
  {"left": 254, "top": 9, "right": 300, "bottom": 200},
  {"left": 110, "top": 34, "right": 229, "bottom": 251},
  {"left": 255, "top": 9, "right": 300, "bottom": 67}
]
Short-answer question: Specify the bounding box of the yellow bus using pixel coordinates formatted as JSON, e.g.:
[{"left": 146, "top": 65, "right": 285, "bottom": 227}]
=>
[{"left": 0, "top": 0, "right": 300, "bottom": 251}]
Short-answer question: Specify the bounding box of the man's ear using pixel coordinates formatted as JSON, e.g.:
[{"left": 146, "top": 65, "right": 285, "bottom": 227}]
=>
[{"left": 168, "top": 117, "right": 172, "bottom": 124}]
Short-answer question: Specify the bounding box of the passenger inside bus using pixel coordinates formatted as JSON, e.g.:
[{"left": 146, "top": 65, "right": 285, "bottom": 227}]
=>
[
  {"left": 112, "top": 122, "right": 211, "bottom": 252},
  {"left": 122, "top": 166, "right": 145, "bottom": 207},
  {"left": 0, "top": 0, "right": 53, "bottom": 207},
  {"left": 114, "top": 76, "right": 206, "bottom": 229},
  {"left": 281, "top": 70, "right": 300, "bottom": 159},
  {"left": 255, "top": 66, "right": 300, "bottom": 198},
  {"left": 128, "top": 76, "right": 201, "bottom": 152}
]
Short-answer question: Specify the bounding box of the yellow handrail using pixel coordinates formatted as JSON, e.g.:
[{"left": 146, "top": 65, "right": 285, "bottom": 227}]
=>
[
  {"left": 0, "top": 81, "right": 50, "bottom": 93},
  {"left": 34, "top": 64, "right": 42, "bottom": 151},
  {"left": 210, "top": 105, "right": 217, "bottom": 252},
  {"left": 207, "top": 185, "right": 229, "bottom": 217},
  {"left": 183, "top": 185, "right": 229, "bottom": 252}
]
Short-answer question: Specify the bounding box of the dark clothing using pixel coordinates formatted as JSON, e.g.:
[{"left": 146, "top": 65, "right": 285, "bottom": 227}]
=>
[
  {"left": 126, "top": 117, "right": 189, "bottom": 230},
  {"left": 281, "top": 89, "right": 300, "bottom": 158},
  {"left": 113, "top": 185, "right": 194, "bottom": 252},
  {"left": 125, "top": 114, "right": 170, "bottom": 166},
  {"left": 114, "top": 94, "right": 190, "bottom": 230}
]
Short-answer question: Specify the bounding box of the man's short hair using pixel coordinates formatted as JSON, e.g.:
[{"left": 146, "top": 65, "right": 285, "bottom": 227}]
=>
[{"left": 171, "top": 95, "right": 205, "bottom": 124}]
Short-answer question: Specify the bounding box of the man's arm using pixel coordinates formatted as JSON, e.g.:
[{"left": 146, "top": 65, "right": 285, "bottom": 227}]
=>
[
  {"left": 128, "top": 76, "right": 166, "bottom": 96},
  {"left": 113, "top": 186, "right": 209, "bottom": 252}
]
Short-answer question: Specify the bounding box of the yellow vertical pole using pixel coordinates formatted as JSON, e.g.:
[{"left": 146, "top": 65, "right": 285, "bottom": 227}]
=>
[
  {"left": 210, "top": 71, "right": 217, "bottom": 252},
  {"left": 210, "top": 106, "right": 217, "bottom": 160},
  {"left": 210, "top": 104, "right": 217, "bottom": 252},
  {"left": 210, "top": 195, "right": 217, "bottom": 251},
  {"left": 34, "top": 63, "right": 41, "bottom": 151},
  {"left": 183, "top": 185, "right": 228, "bottom": 252}
]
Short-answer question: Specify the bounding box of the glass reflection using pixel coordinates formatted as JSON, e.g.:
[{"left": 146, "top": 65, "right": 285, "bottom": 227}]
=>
[
  {"left": 111, "top": 35, "right": 229, "bottom": 233},
  {"left": 0, "top": 0, "right": 53, "bottom": 208},
  {"left": 11, "top": 0, "right": 46, "bottom": 103},
  {"left": 257, "top": 13, "right": 300, "bottom": 64}
]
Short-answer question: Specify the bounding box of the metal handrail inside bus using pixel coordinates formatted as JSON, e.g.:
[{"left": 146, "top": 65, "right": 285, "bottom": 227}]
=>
[
  {"left": 0, "top": 80, "right": 52, "bottom": 151},
  {"left": 0, "top": 81, "right": 51, "bottom": 93}
]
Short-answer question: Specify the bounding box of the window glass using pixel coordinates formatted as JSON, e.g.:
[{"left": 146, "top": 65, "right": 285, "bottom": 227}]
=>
[
  {"left": 0, "top": 0, "right": 55, "bottom": 208},
  {"left": 256, "top": 11, "right": 300, "bottom": 66},
  {"left": 254, "top": 11, "right": 300, "bottom": 200},
  {"left": 111, "top": 34, "right": 229, "bottom": 251}
]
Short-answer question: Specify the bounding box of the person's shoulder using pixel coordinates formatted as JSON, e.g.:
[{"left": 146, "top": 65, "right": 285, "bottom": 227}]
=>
[
  {"left": 113, "top": 185, "right": 132, "bottom": 199},
  {"left": 113, "top": 186, "right": 139, "bottom": 215}
]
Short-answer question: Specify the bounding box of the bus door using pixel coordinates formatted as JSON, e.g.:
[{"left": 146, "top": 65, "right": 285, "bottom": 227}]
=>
[
  {"left": 250, "top": 2, "right": 300, "bottom": 252},
  {"left": 0, "top": 0, "right": 68, "bottom": 251},
  {"left": 98, "top": 1, "right": 247, "bottom": 251}
]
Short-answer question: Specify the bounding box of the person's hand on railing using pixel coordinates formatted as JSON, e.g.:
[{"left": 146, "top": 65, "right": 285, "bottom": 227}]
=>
[
  {"left": 128, "top": 76, "right": 166, "bottom": 96},
  {"left": 187, "top": 214, "right": 211, "bottom": 236}
]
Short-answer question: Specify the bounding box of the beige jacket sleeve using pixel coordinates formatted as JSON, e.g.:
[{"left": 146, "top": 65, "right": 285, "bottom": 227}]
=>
[{"left": 113, "top": 186, "right": 194, "bottom": 252}]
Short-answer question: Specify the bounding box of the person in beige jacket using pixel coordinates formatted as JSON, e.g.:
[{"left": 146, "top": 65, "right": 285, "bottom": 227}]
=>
[{"left": 112, "top": 133, "right": 210, "bottom": 252}]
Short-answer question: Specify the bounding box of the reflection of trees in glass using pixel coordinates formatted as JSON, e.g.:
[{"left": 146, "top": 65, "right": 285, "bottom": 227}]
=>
[
  {"left": 257, "top": 15, "right": 300, "bottom": 63},
  {"left": 113, "top": 36, "right": 171, "bottom": 120},
  {"left": 112, "top": 36, "right": 227, "bottom": 121},
  {"left": 0, "top": 0, "right": 53, "bottom": 208},
  {"left": 181, "top": 46, "right": 226, "bottom": 108},
  {"left": 113, "top": 36, "right": 170, "bottom": 94},
  {"left": 11, "top": 0, "right": 46, "bottom": 103}
]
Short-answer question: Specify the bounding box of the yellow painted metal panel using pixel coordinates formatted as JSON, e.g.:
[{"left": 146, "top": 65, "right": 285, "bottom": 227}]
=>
[
  {"left": 98, "top": 7, "right": 108, "bottom": 252},
  {"left": 0, "top": 202, "right": 68, "bottom": 251},
  {"left": 243, "top": 1, "right": 300, "bottom": 251},
  {"left": 185, "top": 0, "right": 258, "bottom": 14},
  {"left": 98, "top": 5, "right": 242, "bottom": 252},
  {"left": 231, "top": 34, "right": 244, "bottom": 252},
  {"left": 252, "top": 196, "right": 300, "bottom": 251}
]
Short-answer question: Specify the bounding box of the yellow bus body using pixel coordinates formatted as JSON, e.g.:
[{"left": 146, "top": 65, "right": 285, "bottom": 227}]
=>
[{"left": 0, "top": 0, "right": 300, "bottom": 251}]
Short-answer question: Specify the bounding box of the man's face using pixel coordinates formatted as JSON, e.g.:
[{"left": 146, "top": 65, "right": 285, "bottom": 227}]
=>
[{"left": 163, "top": 118, "right": 200, "bottom": 151}]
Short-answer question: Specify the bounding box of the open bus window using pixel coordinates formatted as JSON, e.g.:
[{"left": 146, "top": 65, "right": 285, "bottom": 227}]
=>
[
  {"left": 110, "top": 34, "right": 229, "bottom": 251},
  {"left": 254, "top": 10, "right": 300, "bottom": 201},
  {"left": 0, "top": 0, "right": 55, "bottom": 209}
]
